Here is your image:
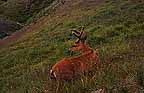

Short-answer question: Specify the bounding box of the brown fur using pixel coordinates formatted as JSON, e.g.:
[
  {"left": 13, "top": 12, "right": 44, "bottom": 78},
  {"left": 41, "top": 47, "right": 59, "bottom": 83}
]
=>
[{"left": 50, "top": 41, "right": 99, "bottom": 81}]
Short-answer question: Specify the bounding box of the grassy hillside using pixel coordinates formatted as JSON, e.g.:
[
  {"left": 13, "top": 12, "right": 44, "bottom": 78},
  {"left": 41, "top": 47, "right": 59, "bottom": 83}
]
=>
[
  {"left": 0, "top": 0, "right": 144, "bottom": 92},
  {"left": 0, "top": 0, "right": 55, "bottom": 39},
  {"left": 0, "top": 0, "right": 54, "bottom": 23},
  {"left": 0, "top": 0, "right": 5, "bottom": 5}
]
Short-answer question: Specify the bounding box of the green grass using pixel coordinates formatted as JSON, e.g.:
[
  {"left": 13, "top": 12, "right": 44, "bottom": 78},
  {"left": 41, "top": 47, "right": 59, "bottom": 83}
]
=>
[
  {"left": 0, "top": 0, "right": 55, "bottom": 23},
  {"left": 0, "top": 0, "right": 144, "bottom": 92}
]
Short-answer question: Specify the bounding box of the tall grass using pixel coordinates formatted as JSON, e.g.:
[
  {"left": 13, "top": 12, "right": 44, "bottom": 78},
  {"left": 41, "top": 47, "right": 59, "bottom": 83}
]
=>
[{"left": 0, "top": 0, "right": 144, "bottom": 92}]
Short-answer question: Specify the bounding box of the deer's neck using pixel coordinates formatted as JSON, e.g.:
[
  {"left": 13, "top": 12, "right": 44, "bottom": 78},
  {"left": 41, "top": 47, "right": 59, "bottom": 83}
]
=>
[
  {"left": 81, "top": 44, "right": 93, "bottom": 53},
  {"left": 80, "top": 44, "right": 97, "bottom": 61}
]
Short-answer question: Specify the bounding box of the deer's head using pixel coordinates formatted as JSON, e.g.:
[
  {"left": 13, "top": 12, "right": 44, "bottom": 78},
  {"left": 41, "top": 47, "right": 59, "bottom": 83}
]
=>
[
  {"left": 71, "top": 26, "right": 87, "bottom": 43},
  {"left": 69, "top": 28, "right": 90, "bottom": 53}
]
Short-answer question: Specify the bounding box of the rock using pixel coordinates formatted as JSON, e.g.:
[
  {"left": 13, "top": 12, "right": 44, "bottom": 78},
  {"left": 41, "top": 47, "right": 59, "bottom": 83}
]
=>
[{"left": 0, "top": 19, "right": 23, "bottom": 39}]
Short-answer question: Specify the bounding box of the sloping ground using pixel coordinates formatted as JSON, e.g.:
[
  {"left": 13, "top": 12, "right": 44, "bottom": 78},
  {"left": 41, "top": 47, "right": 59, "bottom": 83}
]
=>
[
  {"left": 0, "top": 0, "right": 5, "bottom": 5},
  {"left": 0, "top": 0, "right": 54, "bottom": 23},
  {"left": 0, "top": 16, "right": 49, "bottom": 48},
  {"left": 0, "top": 0, "right": 144, "bottom": 93},
  {"left": 0, "top": 0, "right": 55, "bottom": 40},
  {"left": 0, "top": 0, "right": 103, "bottom": 48},
  {"left": 0, "top": 19, "right": 23, "bottom": 39}
]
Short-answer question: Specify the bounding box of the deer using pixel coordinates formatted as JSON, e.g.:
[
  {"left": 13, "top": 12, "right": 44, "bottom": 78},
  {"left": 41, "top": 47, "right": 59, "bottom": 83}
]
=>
[{"left": 50, "top": 28, "right": 99, "bottom": 81}]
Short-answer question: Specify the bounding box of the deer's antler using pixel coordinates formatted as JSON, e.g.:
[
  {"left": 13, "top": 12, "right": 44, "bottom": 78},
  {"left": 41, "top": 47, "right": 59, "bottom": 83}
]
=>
[
  {"left": 71, "top": 29, "right": 81, "bottom": 38},
  {"left": 71, "top": 26, "right": 87, "bottom": 43}
]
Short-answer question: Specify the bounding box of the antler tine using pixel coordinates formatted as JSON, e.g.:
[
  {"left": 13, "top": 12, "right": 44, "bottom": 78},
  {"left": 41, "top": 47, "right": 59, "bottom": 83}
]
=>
[
  {"left": 71, "top": 26, "right": 87, "bottom": 43},
  {"left": 71, "top": 29, "right": 81, "bottom": 39}
]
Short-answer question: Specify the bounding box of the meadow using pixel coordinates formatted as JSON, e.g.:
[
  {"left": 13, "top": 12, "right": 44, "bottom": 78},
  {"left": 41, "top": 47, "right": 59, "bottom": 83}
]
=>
[{"left": 0, "top": 0, "right": 144, "bottom": 92}]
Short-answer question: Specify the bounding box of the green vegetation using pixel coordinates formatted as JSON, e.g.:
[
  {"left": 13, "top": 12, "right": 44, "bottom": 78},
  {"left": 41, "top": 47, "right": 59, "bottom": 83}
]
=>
[
  {"left": 0, "top": 0, "right": 55, "bottom": 38},
  {"left": 0, "top": 0, "right": 144, "bottom": 92},
  {"left": 0, "top": 0, "right": 55, "bottom": 23}
]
